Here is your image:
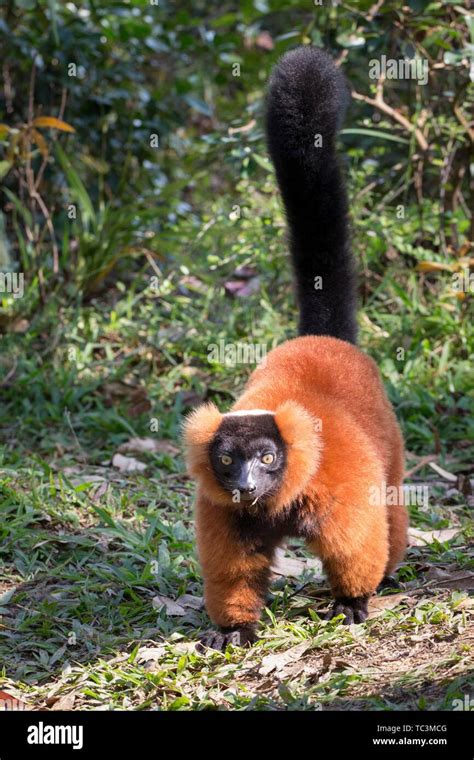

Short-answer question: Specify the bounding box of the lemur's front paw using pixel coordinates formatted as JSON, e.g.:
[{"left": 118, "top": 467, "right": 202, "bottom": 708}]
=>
[
  {"left": 327, "top": 595, "right": 369, "bottom": 625},
  {"left": 197, "top": 624, "right": 257, "bottom": 652}
]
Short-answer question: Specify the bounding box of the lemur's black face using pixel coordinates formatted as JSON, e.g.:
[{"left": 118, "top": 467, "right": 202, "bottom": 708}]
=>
[{"left": 209, "top": 412, "right": 287, "bottom": 504}]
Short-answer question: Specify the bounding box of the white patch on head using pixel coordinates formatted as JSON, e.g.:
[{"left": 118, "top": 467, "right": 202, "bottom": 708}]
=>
[{"left": 224, "top": 409, "right": 275, "bottom": 417}]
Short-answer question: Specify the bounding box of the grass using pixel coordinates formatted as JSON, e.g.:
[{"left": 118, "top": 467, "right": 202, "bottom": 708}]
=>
[{"left": 0, "top": 163, "right": 473, "bottom": 711}]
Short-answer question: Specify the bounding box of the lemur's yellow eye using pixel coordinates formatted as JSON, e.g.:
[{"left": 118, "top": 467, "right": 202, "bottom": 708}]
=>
[
  {"left": 220, "top": 454, "right": 233, "bottom": 466},
  {"left": 262, "top": 453, "right": 275, "bottom": 465}
]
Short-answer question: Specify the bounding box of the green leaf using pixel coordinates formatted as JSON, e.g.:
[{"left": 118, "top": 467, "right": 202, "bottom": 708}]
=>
[
  {"left": 252, "top": 154, "right": 273, "bottom": 172},
  {"left": 46, "top": 0, "right": 59, "bottom": 45},
  {"left": 336, "top": 33, "right": 365, "bottom": 48},
  {"left": 0, "top": 160, "right": 12, "bottom": 180},
  {"left": 341, "top": 128, "right": 409, "bottom": 144},
  {"left": 56, "top": 143, "right": 96, "bottom": 227},
  {"left": 2, "top": 187, "right": 33, "bottom": 227},
  {"left": 183, "top": 95, "right": 213, "bottom": 117}
]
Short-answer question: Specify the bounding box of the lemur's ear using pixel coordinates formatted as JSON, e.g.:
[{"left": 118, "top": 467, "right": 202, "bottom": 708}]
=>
[
  {"left": 183, "top": 402, "right": 223, "bottom": 475},
  {"left": 183, "top": 402, "right": 222, "bottom": 446},
  {"left": 272, "top": 400, "right": 322, "bottom": 509}
]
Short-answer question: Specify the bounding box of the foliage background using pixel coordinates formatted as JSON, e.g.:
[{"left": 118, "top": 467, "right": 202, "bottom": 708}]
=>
[{"left": 0, "top": 0, "right": 472, "bottom": 711}]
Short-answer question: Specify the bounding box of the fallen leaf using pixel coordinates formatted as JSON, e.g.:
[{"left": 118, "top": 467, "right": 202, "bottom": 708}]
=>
[
  {"left": 224, "top": 277, "right": 260, "bottom": 298},
  {"left": 102, "top": 382, "right": 151, "bottom": 417},
  {"left": 91, "top": 481, "right": 109, "bottom": 502},
  {"left": 180, "top": 367, "right": 199, "bottom": 379},
  {"left": 283, "top": 653, "right": 338, "bottom": 682},
  {"left": 33, "top": 116, "right": 75, "bottom": 133},
  {"left": 136, "top": 646, "right": 166, "bottom": 663},
  {"left": 228, "top": 120, "right": 256, "bottom": 136},
  {"left": 454, "top": 597, "right": 474, "bottom": 609},
  {"left": 428, "top": 462, "right": 457, "bottom": 482},
  {"left": 111, "top": 453, "right": 147, "bottom": 473},
  {"left": 126, "top": 386, "right": 152, "bottom": 418},
  {"left": 11, "top": 319, "right": 29, "bottom": 333},
  {"left": 416, "top": 261, "right": 454, "bottom": 273},
  {"left": 279, "top": 661, "right": 307, "bottom": 679},
  {"left": 174, "top": 642, "right": 198, "bottom": 654},
  {"left": 152, "top": 595, "right": 186, "bottom": 616},
  {"left": 233, "top": 265, "right": 257, "bottom": 279},
  {"left": 424, "top": 567, "right": 474, "bottom": 591},
  {"left": 0, "top": 587, "right": 16, "bottom": 605},
  {"left": 176, "top": 594, "right": 204, "bottom": 610},
  {"left": 50, "top": 692, "right": 76, "bottom": 711},
  {"left": 255, "top": 678, "right": 277, "bottom": 693},
  {"left": 259, "top": 642, "right": 310, "bottom": 676},
  {"left": 177, "top": 275, "right": 207, "bottom": 296},
  {"left": 408, "top": 527, "right": 461, "bottom": 546},
  {"left": 368, "top": 593, "right": 409, "bottom": 617},
  {"left": 102, "top": 381, "right": 131, "bottom": 400},
  {"left": 334, "top": 659, "right": 355, "bottom": 670},
  {"left": 118, "top": 437, "right": 179, "bottom": 456},
  {"left": 272, "top": 550, "right": 323, "bottom": 580}
]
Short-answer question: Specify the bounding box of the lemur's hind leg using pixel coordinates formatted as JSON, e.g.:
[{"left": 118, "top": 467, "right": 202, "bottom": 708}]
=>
[
  {"left": 384, "top": 446, "right": 409, "bottom": 578},
  {"left": 321, "top": 548, "right": 386, "bottom": 625},
  {"left": 376, "top": 500, "right": 408, "bottom": 594},
  {"left": 327, "top": 595, "right": 370, "bottom": 624},
  {"left": 195, "top": 495, "right": 277, "bottom": 651},
  {"left": 308, "top": 482, "right": 389, "bottom": 625},
  {"left": 385, "top": 501, "right": 409, "bottom": 577},
  {"left": 308, "top": 540, "right": 388, "bottom": 625},
  {"left": 377, "top": 575, "right": 401, "bottom": 592}
]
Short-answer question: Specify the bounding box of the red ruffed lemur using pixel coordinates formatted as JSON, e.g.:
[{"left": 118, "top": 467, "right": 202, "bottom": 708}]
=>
[{"left": 184, "top": 47, "right": 409, "bottom": 650}]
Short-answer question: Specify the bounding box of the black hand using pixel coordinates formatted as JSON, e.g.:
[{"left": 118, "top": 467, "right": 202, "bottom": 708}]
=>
[
  {"left": 377, "top": 575, "right": 401, "bottom": 592},
  {"left": 197, "top": 624, "right": 257, "bottom": 652},
  {"left": 327, "top": 595, "right": 369, "bottom": 624}
]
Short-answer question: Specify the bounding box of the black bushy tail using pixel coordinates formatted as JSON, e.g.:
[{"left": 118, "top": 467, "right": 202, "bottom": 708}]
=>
[{"left": 265, "top": 47, "right": 357, "bottom": 344}]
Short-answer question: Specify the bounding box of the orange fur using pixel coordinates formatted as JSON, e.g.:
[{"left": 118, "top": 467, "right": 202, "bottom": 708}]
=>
[
  {"left": 184, "top": 335, "right": 408, "bottom": 628},
  {"left": 195, "top": 490, "right": 275, "bottom": 626},
  {"left": 271, "top": 400, "right": 322, "bottom": 509}
]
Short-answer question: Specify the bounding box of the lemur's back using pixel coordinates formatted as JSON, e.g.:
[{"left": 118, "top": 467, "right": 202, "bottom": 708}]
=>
[{"left": 234, "top": 335, "right": 404, "bottom": 485}]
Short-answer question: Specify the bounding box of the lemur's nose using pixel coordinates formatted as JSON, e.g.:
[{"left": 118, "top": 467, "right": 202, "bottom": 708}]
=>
[{"left": 236, "top": 461, "right": 257, "bottom": 495}]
